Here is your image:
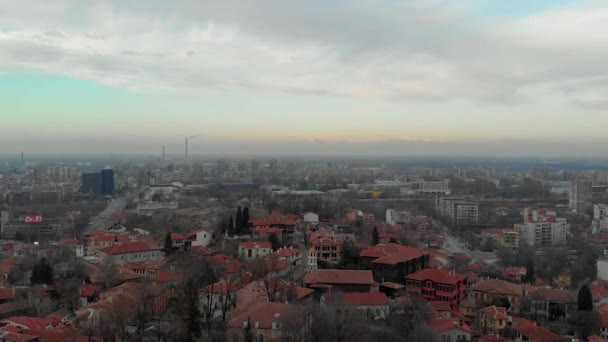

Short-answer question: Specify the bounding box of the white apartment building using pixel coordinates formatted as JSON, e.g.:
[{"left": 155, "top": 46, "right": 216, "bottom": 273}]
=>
[
  {"left": 435, "top": 196, "right": 478, "bottom": 224},
  {"left": 517, "top": 209, "right": 569, "bottom": 247}
]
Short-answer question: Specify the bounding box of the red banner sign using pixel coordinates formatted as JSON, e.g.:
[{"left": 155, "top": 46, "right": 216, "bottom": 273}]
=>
[{"left": 24, "top": 214, "right": 44, "bottom": 224}]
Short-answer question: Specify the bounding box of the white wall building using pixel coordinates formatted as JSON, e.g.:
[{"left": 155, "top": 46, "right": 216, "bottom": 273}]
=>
[
  {"left": 517, "top": 219, "right": 569, "bottom": 247},
  {"left": 436, "top": 196, "right": 478, "bottom": 224},
  {"left": 186, "top": 229, "right": 213, "bottom": 247},
  {"left": 303, "top": 212, "right": 319, "bottom": 224},
  {"left": 239, "top": 241, "right": 272, "bottom": 261},
  {"left": 598, "top": 257, "right": 608, "bottom": 282}
]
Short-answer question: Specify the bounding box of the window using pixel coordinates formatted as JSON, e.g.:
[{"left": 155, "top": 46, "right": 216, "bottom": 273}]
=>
[{"left": 248, "top": 250, "right": 252, "bottom": 257}]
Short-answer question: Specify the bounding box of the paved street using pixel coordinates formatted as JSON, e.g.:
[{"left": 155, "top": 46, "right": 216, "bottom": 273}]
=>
[{"left": 440, "top": 223, "right": 498, "bottom": 265}]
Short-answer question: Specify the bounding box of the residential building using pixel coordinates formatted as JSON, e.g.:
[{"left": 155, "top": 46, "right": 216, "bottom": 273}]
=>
[
  {"left": 303, "top": 269, "right": 374, "bottom": 293},
  {"left": 529, "top": 288, "right": 576, "bottom": 326},
  {"left": 269, "top": 246, "right": 302, "bottom": 268},
  {"left": 360, "top": 244, "right": 430, "bottom": 283},
  {"left": 570, "top": 178, "right": 592, "bottom": 213},
  {"left": 307, "top": 247, "right": 317, "bottom": 273},
  {"left": 472, "top": 279, "right": 523, "bottom": 313},
  {"left": 185, "top": 229, "right": 213, "bottom": 247},
  {"left": 478, "top": 306, "right": 508, "bottom": 335},
  {"left": 170, "top": 233, "right": 185, "bottom": 249},
  {"left": 98, "top": 241, "right": 163, "bottom": 264},
  {"left": 308, "top": 231, "right": 342, "bottom": 264},
  {"left": 225, "top": 303, "right": 310, "bottom": 342},
  {"left": 498, "top": 230, "right": 520, "bottom": 249},
  {"left": 405, "top": 268, "right": 467, "bottom": 306},
  {"left": 407, "top": 179, "right": 452, "bottom": 194},
  {"left": 593, "top": 204, "right": 608, "bottom": 234},
  {"left": 429, "top": 319, "right": 473, "bottom": 342},
  {"left": 239, "top": 241, "right": 272, "bottom": 261},
  {"left": 435, "top": 196, "right": 478, "bottom": 225},
  {"left": 516, "top": 209, "right": 569, "bottom": 246},
  {"left": 514, "top": 320, "right": 566, "bottom": 342},
  {"left": 249, "top": 213, "right": 298, "bottom": 234},
  {"left": 322, "top": 292, "right": 390, "bottom": 320}
]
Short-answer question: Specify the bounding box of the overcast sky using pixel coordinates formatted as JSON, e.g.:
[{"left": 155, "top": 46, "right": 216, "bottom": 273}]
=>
[{"left": 1, "top": 0, "right": 608, "bottom": 157}]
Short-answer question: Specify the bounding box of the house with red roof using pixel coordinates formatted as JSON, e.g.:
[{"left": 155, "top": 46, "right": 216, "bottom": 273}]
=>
[
  {"left": 79, "top": 284, "right": 100, "bottom": 307},
  {"left": 0, "top": 287, "right": 15, "bottom": 305},
  {"left": 478, "top": 306, "right": 508, "bottom": 334},
  {"left": 322, "top": 292, "right": 390, "bottom": 320},
  {"left": 238, "top": 241, "right": 272, "bottom": 261},
  {"left": 269, "top": 246, "right": 302, "bottom": 268},
  {"left": 249, "top": 213, "right": 298, "bottom": 234},
  {"left": 200, "top": 274, "right": 252, "bottom": 321},
  {"left": 500, "top": 266, "right": 526, "bottom": 283},
  {"left": 170, "top": 233, "right": 186, "bottom": 249},
  {"left": 303, "top": 269, "right": 374, "bottom": 294},
  {"left": 472, "top": 279, "right": 524, "bottom": 313},
  {"left": 308, "top": 230, "right": 343, "bottom": 264},
  {"left": 429, "top": 318, "right": 473, "bottom": 342},
  {"left": 360, "top": 243, "right": 430, "bottom": 283},
  {"left": 514, "top": 320, "right": 567, "bottom": 342},
  {"left": 0, "top": 316, "right": 53, "bottom": 331},
  {"left": 405, "top": 268, "right": 467, "bottom": 306},
  {"left": 226, "top": 302, "right": 309, "bottom": 342},
  {"left": 99, "top": 241, "right": 163, "bottom": 264}
]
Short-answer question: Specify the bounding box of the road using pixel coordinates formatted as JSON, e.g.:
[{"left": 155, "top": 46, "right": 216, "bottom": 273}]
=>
[
  {"left": 85, "top": 187, "right": 148, "bottom": 233},
  {"left": 438, "top": 221, "right": 499, "bottom": 265}
]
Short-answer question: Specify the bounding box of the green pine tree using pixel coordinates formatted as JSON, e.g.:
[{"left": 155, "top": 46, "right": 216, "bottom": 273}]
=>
[
  {"left": 163, "top": 231, "right": 173, "bottom": 255},
  {"left": 236, "top": 206, "right": 243, "bottom": 235},
  {"left": 372, "top": 226, "right": 380, "bottom": 245}
]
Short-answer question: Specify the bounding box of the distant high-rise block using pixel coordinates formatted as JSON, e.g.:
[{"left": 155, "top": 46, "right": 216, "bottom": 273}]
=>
[
  {"left": 101, "top": 165, "right": 115, "bottom": 195},
  {"left": 82, "top": 172, "right": 102, "bottom": 194}
]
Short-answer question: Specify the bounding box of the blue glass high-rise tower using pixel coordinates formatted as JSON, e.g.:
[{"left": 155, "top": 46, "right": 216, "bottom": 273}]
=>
[{"left": 101, "top": 165, "right": 115, "bottom": 195}]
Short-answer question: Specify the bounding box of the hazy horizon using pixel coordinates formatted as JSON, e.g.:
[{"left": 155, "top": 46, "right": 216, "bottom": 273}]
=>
[{"left": 2, "top": 0, "right": 608, "bottom": 156}]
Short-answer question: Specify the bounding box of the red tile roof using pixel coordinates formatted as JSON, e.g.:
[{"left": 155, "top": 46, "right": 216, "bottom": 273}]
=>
[
  {"left": 515, "top": 321, "right": 564, "bottom": 342},
  {"left": 185, "top": 228, "right": 212, "bottom": 239},
  {"left": 588, "top": 335, "right": 604, "bottom": 342},
  {"left": 479, "top": 306, "right": 508, "bottom": 320},
  {"left": 226, "top": 302, "right": 302, "bottom": 329},
  {"left": 303, "top": 269, "right": 374, "bottom": 286},
  {"left": 269, "top": 247, "right": 301, "bottom": 258},
  {"left": 429, "top": 318, "right": 473, "bottom": 334},
  {"left": 99, "top": 241, "right": 161, "bottom": 255},
  {"left": 79, "top": 284, "right": 100, "bottom": 297},
  {"left": 90, "top": 233, "right": 131, "bottom": 243},
  {"left": 1, "top": 316, "right": 53, "bottom": 330},
  {"left": 529, "top": 288, "right": 576, "bottom": 304},
  {"left": 406, "top": 268, "right": 466, "bottom": 285},
  {"left": 239, "top": 241, "right": 272, "bottom": 250},
  {"left": 0, "top": 287, "right": 15, "bottom": 301},
  {"left": 324, "top": 292, "right": 389, "bottom": 306},
  {"left": 59, "top": 238, "right": 80, "bottom": 245},
  {"left": 254, "top": 227, "right": 283, "bottom": 234},
  {"left": 360, "top": 243, "right": 429, "bottom": 265},
  {"left": 170, "top": 233, "right": 185, "bottom": 241},
  {"left": 0, "top": 332, "right": 38, "bottom": 342},
  {"left": 473, "top": 279, "right": 523, "bottom": 297},
  {"left": 454, "top": 253, "right": 472, "bottom": 263},
  {"left": 292, "top": 286, "right": 314, "bottom": 300}
]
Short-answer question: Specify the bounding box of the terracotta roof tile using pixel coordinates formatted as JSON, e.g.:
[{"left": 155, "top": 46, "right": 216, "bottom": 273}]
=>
[
  {"left": 429, "top": 318, "right": 473, "bottom": 334},
  {"left": 324, "top": 292, "right": 389, "bottom": 306},
  {"left": 99, "top": 241, "right": 161, "bottom": 255},
  {"left": 473, "top": 279, "right": 523, "bottom": 297},
  {"left": 240, "top": 241, "right": 272, "bottom": 249},
  {"left": 360, "top": 243, "right": 428, "bottom": 265},
  {"left": 303, "top": 269, "right": 374, "bottom": 286},
  {"left": 479, "top": 306, "right": 508, "bottom": 320},
  {"left": 406, "top": 268, "right": 466, "bottom": 285},
  {"left": 515, "top": 321, "right": 564, "bottom": 342}
]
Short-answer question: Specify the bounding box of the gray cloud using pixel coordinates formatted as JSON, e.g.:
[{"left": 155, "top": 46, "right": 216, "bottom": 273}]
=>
[{"left": 0, "top": 0, "right": 607, "bottom": 108}]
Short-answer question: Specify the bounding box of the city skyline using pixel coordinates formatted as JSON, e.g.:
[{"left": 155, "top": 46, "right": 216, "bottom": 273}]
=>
[{"left": 2, "top": 0, "right": 608, "bottom": 155}]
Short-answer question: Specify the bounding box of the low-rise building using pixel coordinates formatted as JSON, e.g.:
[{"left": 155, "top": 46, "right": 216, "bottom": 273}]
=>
[
  {"left": 478, "top": 306, "right": 508, "bottom": 335},
  {"left": 98, "top": 241, "right": 163, "bottom": 264},
  {"left": 360, "top": 244, "right": 430, "bottom": 283},
  {"left": 303, "top": 269, "right": 374, "bottom": 294},
  {"left": 529, "top": 288, "right": 576, "bottom": 326},
  {"left": 429, "top": 319, "right": 473, "bottom": 342},
  {"left": 322, "top": 292, "right": 390, "bottom": 320},
  {"left": 472, "top": 279, "right": 523, "bottom": 314},
  {"left": 226, "top": 302, "right": 310, "bottom": 342},
  {"left": 239, "top": 241, "right": 272, "bottom": 261},
  {"left": 185, "top": 229, "right": 213, "bottom": 247},
  {"left": 405, "top": 268, "right": 467, "bottom": 306}
]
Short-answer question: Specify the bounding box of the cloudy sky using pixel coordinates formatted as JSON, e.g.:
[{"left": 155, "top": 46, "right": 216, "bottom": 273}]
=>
[{"left": 1, "top": 0, "right": 608, "bottom": 157}]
